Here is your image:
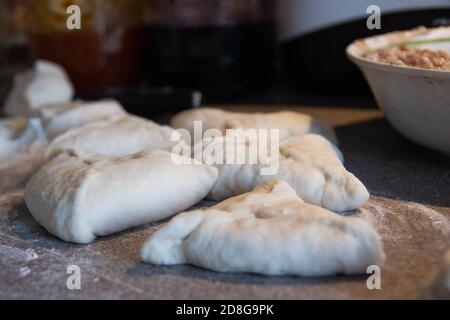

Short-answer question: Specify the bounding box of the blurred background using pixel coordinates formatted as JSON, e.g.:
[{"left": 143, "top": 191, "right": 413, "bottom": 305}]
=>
[{"left": 1, "top": 0, "right": 450, "bottom": 114}]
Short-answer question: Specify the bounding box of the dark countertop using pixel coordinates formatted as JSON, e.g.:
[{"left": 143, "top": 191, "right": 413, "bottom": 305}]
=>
[{"left": 1, "top": 105, "right": 449, "bottom": 299}]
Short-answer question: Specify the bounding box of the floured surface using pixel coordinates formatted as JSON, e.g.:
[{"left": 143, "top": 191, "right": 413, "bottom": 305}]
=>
[{"left": 0, "top": 108, "right": 449, "bottom": 299}]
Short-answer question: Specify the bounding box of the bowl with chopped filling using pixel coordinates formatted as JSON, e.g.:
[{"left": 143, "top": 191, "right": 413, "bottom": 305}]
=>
[{"left": 347, "top": 26, "right": 450, "bottom": 154}]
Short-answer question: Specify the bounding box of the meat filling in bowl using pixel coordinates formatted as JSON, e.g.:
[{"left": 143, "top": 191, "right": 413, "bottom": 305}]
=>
[{"left": 364, "top": 46, "right": 450, "bottom": 71}]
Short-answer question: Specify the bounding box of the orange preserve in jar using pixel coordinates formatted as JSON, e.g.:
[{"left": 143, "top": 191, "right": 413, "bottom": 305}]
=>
[{"left": 25, "top": 0, "right": 147, "bottom": 93}]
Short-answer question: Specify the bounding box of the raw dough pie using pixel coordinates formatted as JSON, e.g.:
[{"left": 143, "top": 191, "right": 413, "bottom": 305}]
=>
[
  {"left": 171, "top": 107, "right": 338, "bottom": 145},
  {"left": 33, "top": 114, "right": 182, "bottom": 170},
  {"left": 141, "top": 179, "right": 383, "bottom": 277},
  {"left": 25, "top": 149, "right": 218, "bottom": 244},
  {"left": 36, "top": 99, "right": 126, "bottom": 139},
  {"left": 204, "top": 134, "right": 368, "bottom": 212}
]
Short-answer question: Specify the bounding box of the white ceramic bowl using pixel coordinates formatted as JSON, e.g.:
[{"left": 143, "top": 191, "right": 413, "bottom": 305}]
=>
[{"left": 347, "top": 30, "right": 450, "bottom": 154}]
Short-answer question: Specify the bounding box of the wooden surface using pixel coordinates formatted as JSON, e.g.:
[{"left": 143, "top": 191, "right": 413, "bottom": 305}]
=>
[{"left": 1, "top": 105, "right": 449, "bottom": 299}]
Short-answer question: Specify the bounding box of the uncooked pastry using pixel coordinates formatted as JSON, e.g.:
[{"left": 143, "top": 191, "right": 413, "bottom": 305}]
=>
[
  {"left": 205, "top": 134, "right": 368, "bottom": 212},
  {"left": 141, "top": 179, "right": 383, "bottom": 277},
  {"left": 33, "top": 114, "right": 183, "bottom": 170},
  {"left": 0, "top": 117, "right": 47, "bottom": 162},
  {"left": 24, "top": 149, "right": 218, "bottom": 244},
  {"left": 36, "top": 99, "right": 126, "bottom": 139},
  {"left": 170, "top": 107, "right": 338, "bottom": 145},
  {"left": 3, "top": 60, "right": 74, "bottom": 117}
]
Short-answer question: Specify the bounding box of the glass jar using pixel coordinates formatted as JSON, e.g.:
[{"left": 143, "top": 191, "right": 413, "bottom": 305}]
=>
[
  {"left": 0, "top": 0, "right": 29, "bottom": 104},
  {"left": 25, "top": 0, "right": 147, "bottom": 93},
  {"left": 146, "top": 0, "right": 276, "bottom": 96}
]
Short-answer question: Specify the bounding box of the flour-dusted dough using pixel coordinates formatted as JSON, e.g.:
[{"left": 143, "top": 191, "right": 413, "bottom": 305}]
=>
[
  {"left": 205, "top": 134, "right": 368, "bottom": 212},
  {"left": 171, "top": 107, "right": 338, "bottom": 145},
  {"left": 25, "top": 149, "right": 218, "bottom": 244},
  {"left": 420, "top": 250, "right": 450, "bottom": 299},
  {"left": 3, "top": 60, "right": 74, "bottom": 117},
  {"left": 141, "top": 179, "right": 383, "bottom": 277},
  {"left": 36, "top": 99, "right": 126, "bottom": 139},
  {"left": 0, "top": 117, "right": 47, "bottom": 162},
  {"left": 34, "top": 114, "right": 182, "bottom": 170}
]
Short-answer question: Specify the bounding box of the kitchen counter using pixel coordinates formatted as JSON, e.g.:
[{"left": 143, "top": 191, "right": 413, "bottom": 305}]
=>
[{"left": 1, "top": 105, "right": 449, "bottom": 299}]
